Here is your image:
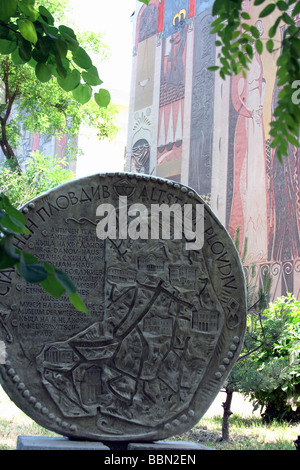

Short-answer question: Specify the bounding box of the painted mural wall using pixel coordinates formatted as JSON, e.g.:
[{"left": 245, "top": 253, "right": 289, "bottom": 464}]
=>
[
  {"left": 0, "top": 107, "right": 76, "bottom": 172},
  {"left": 126, "top": 0, "right": 300, "bottom": 301}
]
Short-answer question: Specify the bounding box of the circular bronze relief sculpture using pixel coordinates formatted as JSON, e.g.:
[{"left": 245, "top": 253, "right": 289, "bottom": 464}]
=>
[{"left": 0, "top": 173, "right": 246, "bottom": 442}]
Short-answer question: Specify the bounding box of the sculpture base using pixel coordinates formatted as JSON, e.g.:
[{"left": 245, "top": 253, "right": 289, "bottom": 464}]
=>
[{"left": 16, "top": 436, "right": 213, "bottom": 451}]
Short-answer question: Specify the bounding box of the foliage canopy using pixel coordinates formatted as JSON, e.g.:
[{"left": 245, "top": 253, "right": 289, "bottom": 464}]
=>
[
  {"left": 0, "top": 150, "right": 74, "bottom": 207},
  {"left": 0, "top": 0, "right": 110, "bottom": 108},
  {"left": 0, "top": 0, "right": 118, "bottom": 170},
  {"left": 230, "top": 294, "right": 300, "bottom": 422}
]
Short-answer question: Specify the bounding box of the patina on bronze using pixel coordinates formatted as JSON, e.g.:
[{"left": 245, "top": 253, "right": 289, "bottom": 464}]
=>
[{"left": 0, "top": 173, "right": 247, "bottom": 442}]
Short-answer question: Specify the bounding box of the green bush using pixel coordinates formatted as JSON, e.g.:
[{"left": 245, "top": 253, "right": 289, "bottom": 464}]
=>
[
  {"left": 244, "top": 294, "right": 300, "bottom": 423},
  {"left": 0, "top": 150, "right": 74, "bottom": 208}
]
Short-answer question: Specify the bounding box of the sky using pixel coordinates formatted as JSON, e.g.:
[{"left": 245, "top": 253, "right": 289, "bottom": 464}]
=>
[
  {"left": 68, "top": 0, "right": 137, "bottom": 102},
  {"left": 67, "top": 0, "right": 139, "bottom": 175}
]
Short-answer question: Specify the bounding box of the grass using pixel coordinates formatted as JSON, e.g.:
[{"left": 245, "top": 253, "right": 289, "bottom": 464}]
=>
[
  {"left": 0, "top": 386, "right": 299, "bottom": 450},
  {"left": 174, "top": 414, "right": 299, "bottom": 450},
  {"left": 0, "top": 386, "right": 60, "bottom": 450}
]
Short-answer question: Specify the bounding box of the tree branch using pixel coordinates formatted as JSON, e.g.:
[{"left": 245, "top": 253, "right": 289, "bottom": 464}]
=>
[{"left": 237, "top": 344, "right": 263, "bottom": 362}]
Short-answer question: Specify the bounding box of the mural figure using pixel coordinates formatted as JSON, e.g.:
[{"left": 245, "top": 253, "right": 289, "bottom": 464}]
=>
[
  {"left": 267, "top": 21, "right": 300, "bottom": 295},
  {"left": 229, "top": 21, "right": 268, "bottom": 264},
  {"left": 131, "top": 138, "right": 151, "bottom": 174}
]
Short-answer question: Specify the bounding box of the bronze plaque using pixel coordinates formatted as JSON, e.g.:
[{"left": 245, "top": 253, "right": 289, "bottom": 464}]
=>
[{"left": 0, "top": 173, "right": 246, "bottom": 442}]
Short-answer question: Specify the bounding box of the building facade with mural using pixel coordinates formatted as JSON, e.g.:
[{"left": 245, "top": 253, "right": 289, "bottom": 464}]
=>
[{"left": 126, "top": 0, "right": 300, "bottom": 300}]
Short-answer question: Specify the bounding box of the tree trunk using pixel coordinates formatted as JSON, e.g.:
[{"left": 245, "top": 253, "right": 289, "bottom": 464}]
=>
[
  {"left": 0, "top": 117, "right": 17, "bottom": 161},
  {"left": 0, "top": 124, "right": 22, "bottom": 173},
  {"left": 0, "top": 58, "right": 22, "bottom": 173},
  {"left": 221, "top": 388, "right": 233, "bottom": 441}
]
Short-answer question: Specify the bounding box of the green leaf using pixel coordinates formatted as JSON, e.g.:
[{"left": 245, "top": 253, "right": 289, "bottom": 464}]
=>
[
  {"left": 259, "top": 3, "right": 276, "bottom": 18},
  {"left": 59, "top": 25, "right": 79, "bottom": 51},
  {"left": 238, "top": 51, "right": 247, "bottom": 67},
  {"left": 0, "top": 246, "right": 17, "bottom": 270},
  {"left": 55, "top": 56, "right": 69, "bottom": 78},
  {"left": 38, "top": 5, "right": 54, "bottom": 25},
  {"left": 94, "top": 89, "right": 111, "bottom": 108},
  {"left": 266, "top": 39, "right": 274, "bottom": 52},
  {"left": 18, "top": 19, "right": 38, "bottom": 44},
  {"left": 254, "top": 0, "right": 266, "bottom": 5},
  {"left": 241, "top": 12, "right": 251, "bottom": 20},
  {"left": 212, "top": 0, "right": 226, "bottom": 16},
  {"left": 0, "top": 195, "right": 29, "bottom": 231},
  {"left": 44, "top": 25, "right": 59, "bottom": 40},
  {"left": 18, "top": 2, "right": 39, "bottom": 22},
  {"left": 251, "top": 25, "right": 260, "bottom": 39},
  {"left": 211, "top": 16, "right": 224, "bottom": 27},
  {"left": 0, "top": 25, "right": 9, "bottom": 39},
  {"left": 255, "top": 39, "right": 263, "bottom": 54},
  {"left": 4, "top": 236, "right": 20, "bottom": 260},
  {"left": 282, "top": 12, "right": 294, "bottom": 26},
  {"left": 36, "top": 35, "right": 52, "bottom": 57},
  {"left": 18, "top": 253, "right": 48, "bottom": 283},
  {"left": 35, "top": 62, "right": 52, "bottom": 82},
  {"left": 245, "top": 43, "right": 254, "bottom": 59},
  {"left": 268, "top": 16, "right": 281, "bottom": 38},
  {"left": 72, "top": 47, "right": 92, "bottom": 70},
  {"left": 211, "top": 22, "right": 225, "bottom": 34},
  {"left": 292, "top": 2, "right": 300, "bottom": 16},
  {"left": 59, "top": 25, "right": 77, "bottom": 40},
  {"left": 55, "top": 38, "right": 68, "bottom": 60},
  {"left": 40, "top": 263, "right": 65, "bottom": 298},
  {"left": 286, "top": 132, "right": 300, "bottom": 147},
  {"left": 0, "top": 39, "right": 17, "bottom": 55},
  {"left": 18, "top": 37, "right": 32, "bottom": 62},
  {"left": 18, "top": 251, "right": 37, "bottom": 264},
  {"left": 82, "top": 65, "right": 102, "bottom": 86},
  {"left": 242, "top": 22, "right": 251, "bottom": 32},
  {"left": 41, "top": 263, "right": 88, "bottom": 314},
  {"left": 277, "top": 1, "right": 289, "bottom": 11},
  {"left": 20, "top": 263, "right": 48, "bottom": 283},
  {"left": 72, "top": 83, "right": 92, "bottom": 104},
  {"left": 0, "top": 215, "right": 27, "bottom": 234},
  {"left": 27, "top": 56, "right": 37, "bottom": 68},
  {"left": 54, "top": 269, "right": 77, "bottom": 295},
  {"left": 32, "top": 47, "right": 47, "bottom": 63},
  {"left": 68, "top": 292, "right": 89, "bottom": 315},
  {"left": 57, "top": 69, "right": 80, "bottom": 91},
  {"left": 0, "top": 0, "right": 17, "bottom": 22},
  {"left": 207, "top": 65, "right": 219, "bottom": 71}
]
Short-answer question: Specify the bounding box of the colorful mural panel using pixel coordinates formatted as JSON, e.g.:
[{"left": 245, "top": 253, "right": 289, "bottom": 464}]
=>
[
  {"left": 156, "top": 19, "right": 187, "bottom": 180},
  {"left": 0, "top": 101, "right": 73, "bottom": 169},
  {"left": 188, "top": 10, "right": 215, "bottom": 199},
  {"left": 226, "top": 4, "right": 300, "bottom": 298},
  {"left": 126, "top": 0, "right": 300, "bottom": 300}
]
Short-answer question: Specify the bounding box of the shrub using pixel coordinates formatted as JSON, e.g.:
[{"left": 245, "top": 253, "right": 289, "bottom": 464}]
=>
[
  {"left": 244, "top": 294, "right": 300, "bottom": 422},
  {"left": 0, "top": 150, "right": 74, "bottom": 208}
]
